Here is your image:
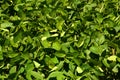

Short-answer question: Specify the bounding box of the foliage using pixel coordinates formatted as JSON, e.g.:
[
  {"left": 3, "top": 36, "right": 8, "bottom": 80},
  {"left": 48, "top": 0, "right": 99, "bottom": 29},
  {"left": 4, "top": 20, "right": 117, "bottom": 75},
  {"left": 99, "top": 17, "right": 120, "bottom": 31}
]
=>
[{"left": 0, "top": 0, "right": 120, "bottom": 80}]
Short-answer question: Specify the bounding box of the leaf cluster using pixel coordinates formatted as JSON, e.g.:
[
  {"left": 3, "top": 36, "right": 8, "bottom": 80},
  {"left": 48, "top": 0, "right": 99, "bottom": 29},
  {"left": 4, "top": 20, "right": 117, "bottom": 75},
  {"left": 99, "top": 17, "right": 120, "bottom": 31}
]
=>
[{"left": 0, "top": 0, "right": 120, "bottom": 80}]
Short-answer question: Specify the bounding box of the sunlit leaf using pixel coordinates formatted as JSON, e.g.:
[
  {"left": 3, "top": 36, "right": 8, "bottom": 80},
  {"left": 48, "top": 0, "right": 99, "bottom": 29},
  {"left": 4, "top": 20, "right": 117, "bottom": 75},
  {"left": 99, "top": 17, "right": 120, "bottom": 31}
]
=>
[
  {"left": 107, "top": 55, "right": 117, "bottom": 61},
  {"left": 76, "top": 66, "right": 83, "bottom": 73},
  {"left": 1, "top": 22, "right": 13, "bottom": 28},
  {"left": 90, "top": 45, "right": 104, "bottom": 55},
  {"left": 33, "top": 61, "right": 40, "bottom": 68},
  {"left": 52, "top": 41, "right": 61, "bottom": 50},
  {"left": 47, "top": 71, "right": 65, "bottom": 80},
  {"left": 41, "top": 40, "right": 51, "bottom": 48}
]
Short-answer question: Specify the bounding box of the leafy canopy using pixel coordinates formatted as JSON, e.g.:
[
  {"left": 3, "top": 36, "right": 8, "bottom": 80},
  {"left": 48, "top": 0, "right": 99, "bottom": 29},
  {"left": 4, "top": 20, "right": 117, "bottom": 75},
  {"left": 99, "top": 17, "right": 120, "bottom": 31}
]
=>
[{"left": 0, "top": 0, "right": 120, "bottom": 80}]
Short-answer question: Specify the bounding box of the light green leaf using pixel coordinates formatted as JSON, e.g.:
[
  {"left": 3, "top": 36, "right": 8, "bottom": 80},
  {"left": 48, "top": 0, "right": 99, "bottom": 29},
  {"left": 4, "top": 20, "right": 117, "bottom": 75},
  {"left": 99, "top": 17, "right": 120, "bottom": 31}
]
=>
[
  {"left": 41, "top": 40, "right": 51, "bottom": 48},
  {"left": 8, "top": 52, "right": 19, "bottom": 58},
  {"left": 52, "top": 41, "right": 61, "bottom": 50},
  {"left": 26, "top": 71, "right": 32, "bottom": 80},
  {"left": 76, "top": 66, "right": 83, "bottom": 73},
  {"left": 114, "top": 25, "right": 120, "bottom": 32},
  {"left": 47, "top": 71, "right": 65, "bottom": 80},
  {"left": 102, "top": 58, "right": 110, "bottom": 68},
  {"left": 51, "top": 33, "right": 59, "bottom": 37},
  {"left": 90, "top": 75, "right": 99, "bottom": 80},
  {"left": 50, "top": 61, "right": 64, "bottom": 71},
  {"left": 10, "top": 36, "right": 19, "bottom": 48},
  {"left": 98, "top": 34, "right": 105, "bottom": 45},
  {"left": 50, "top": 29, "right": 57, "bottom": 32},
  {"left": 10, "top": 16, "right": 20, "bottom": 21},
  {"left": 67, "top": 70, "right": 76, "bottom": 79},
  {"left": 62, "top": 46, "right": 69, "bottom": 53},
  {"left": 96, "top": 13, "right": 104, "bottom": 24},
  {"left": 61, "top": 42, "right": 70, "bottom": 53},
  {"left": 26, "top": 7, "right": 33, "bottom": 11},
  {"left": 54, "top": 52, "right": 66, "bottom": 58},
  {"left": 21, "top": 53, "right": 30, "bottom": 60},
  {"left": 90, "top": 45, "right": 105, "bottom": 55},
  {"left": 107, "top": 55, "right": 117, "bottom": 61},
  {"left": 56, "top": 18, "right": 64, "bottom": 30},
  {"left": 93, "top": 32, "right": 105, "bottom": 45},
  {"left": 51, "top": 57, "right": 59, "bottom": 64},
  {"left": 14, "top": 3, "right": 24, "bottom": 11},
  {"left": 112, "top": 64, "right": 120, "bottom": 73},
  {"left": 9, "top": 66, "right": 17, "bottom": 74},
  {"left": 30, "top": 71, "right": 44, "bottom": 80},
  {"left": 18, "top": 67, "right": 24, "bottom": 74},
  {"left": 112, "top": 66, "right": 118, "bottom": 73},
  {"left": 60, "top": 31, "right": 65, "bottom": 37},
  {"left": 69, "top": 62, "right": 75, "bottom": 72},
  {"left": 44, "top": 55, "right": 55, "bottom": 69},
  {"left": 25, "top": 61, "right": 34, "bottom": 71},
  {"left": 33, "top": 61, "right": 40, "bottom": 68},
  {"left": 1, "top": 22, "right": 13, "bottom": 28},
  {"left": 42, "top": 31, "right": 50, "bottom": 41}
]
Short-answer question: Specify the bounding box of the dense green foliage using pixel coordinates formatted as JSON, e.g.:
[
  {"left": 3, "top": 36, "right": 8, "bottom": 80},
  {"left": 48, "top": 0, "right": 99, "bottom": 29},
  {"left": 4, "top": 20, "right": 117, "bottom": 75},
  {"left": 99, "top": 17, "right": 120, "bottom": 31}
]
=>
[{"left": 0, "top": 0, "right": 120, "bottom": 80}]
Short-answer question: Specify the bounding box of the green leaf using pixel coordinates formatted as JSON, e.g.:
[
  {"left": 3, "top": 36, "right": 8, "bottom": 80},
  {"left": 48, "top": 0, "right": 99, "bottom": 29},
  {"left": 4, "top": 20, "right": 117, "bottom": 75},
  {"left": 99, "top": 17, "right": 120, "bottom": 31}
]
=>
[
  {"left": 54, "top": 52, "right": 66, "bottom": 58},
  {"left": 97, "top": 34, "right": 105, "bottom": 45},
  {"left": 90, "top": 45, "right": 104, "bottom": 55},
  {"left": 41, "top": 40, "right": 51, "bottom": 48},
  {"left": 8, "top": 52, "right": 19, "bottom": 58},
  {"left": 1, "top": 2, "right": 9, "bottom": 10},
  {"left": 81, "top": 64, "right": 91, "bottom": 70},
  {"left": 14, "top": 3, "right": 24, "bottom": 11},
  {"left": 60, "top": 31, "right": 65, "bottom": 37},
  {"left": 50, "top": 61, "right": 64, "bottom": 71},
  {"left": 41, "top": 31, "right": 50, "bottom": 41},
  {"left": 114, "top": 25, "right": 120, "bottom": 32},
  {"left": 67, "top": 70, "right": 76, "bottom": 79},
  {"left": 21, "top": 52, "right": 30, "bottom": 60},
  {"left": 44, "top": 55, "right": 55, "bottom": 69},
  {"left": 47, "top": 71, "right": 65, "bottom": 80},
  {"left": 1, "top": 22, "right": 13, "bottom": 28},
  {"left": 1, "top": 0, "right": 120, "bottom": 79},
  {"left": 10, "top": 36, "right": 19, "bottom": 48},
  {"left": 25, "top": 61, "right": 34, "bottom": 71},
  {"left": 33, "top": 61, "right": 40, "bottom": 68},
  {"left": 112, "top": 64, "right": 120, "bottom": 73},
  {"left": 107, "top": 55, "right": 117, "bottom": 61},
  {"left": 90, "top": 75, "right": 99, "bottom": 80},
  {"left": 76, "top": 66, "right": 83, "bottom": 73},
  {"left": 10, "top": 16, "right": 20, "bottom": 21},
  {"left": 117, "top": 57, "right": 120, "bottom": 62},
  {"left": 92, "top": 32, "right": 105, "bottom": 45},
  {"left": 0, "top": 75, "right": 7, "bottom": 79},
  {"left": 18, "top": 67, "right": 24, "bottom": 74},
  {"left": 69, "top": 62, "right": 75, "bottom": 72},
  {"left": 61, "top": 42, "right": 70, "bottom": 53},
  {"left": 9, "top": 66, "right": 17, "bottom": 74},
  {"left": 52, "top": 41, "right": 61, "bottom": 50},
  {"left": 30, "top": 71, "right": 44, "bottom": 80},
  {"left": 14, "top": 31, "right": 23, "bottom": 42},
  {"left": 75, "top": 37, "right": 84, "bottom": 47},
  {"left": 96, "top": 13, "right": 104, "bottom": 24},
  {"left": 26, "top": 71, "right": 32, "bottom": 80},
  {"left": 62, "top": 46, "right": 69, "bottom": 53},
  {"left": 0, "top": 46, "right": 3, "bottom": 60},
  {"left": 51, "top": 57, "right": 59, "bottom": 64},
  {"left": 102, "top": 58, "right": 110, "bottom": 68},
  {"left": 112, "top": 66, "right": 118, "bottom": 73},
  {"left": 56, "top": 18, "right": 64, "bottom": 31}
]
